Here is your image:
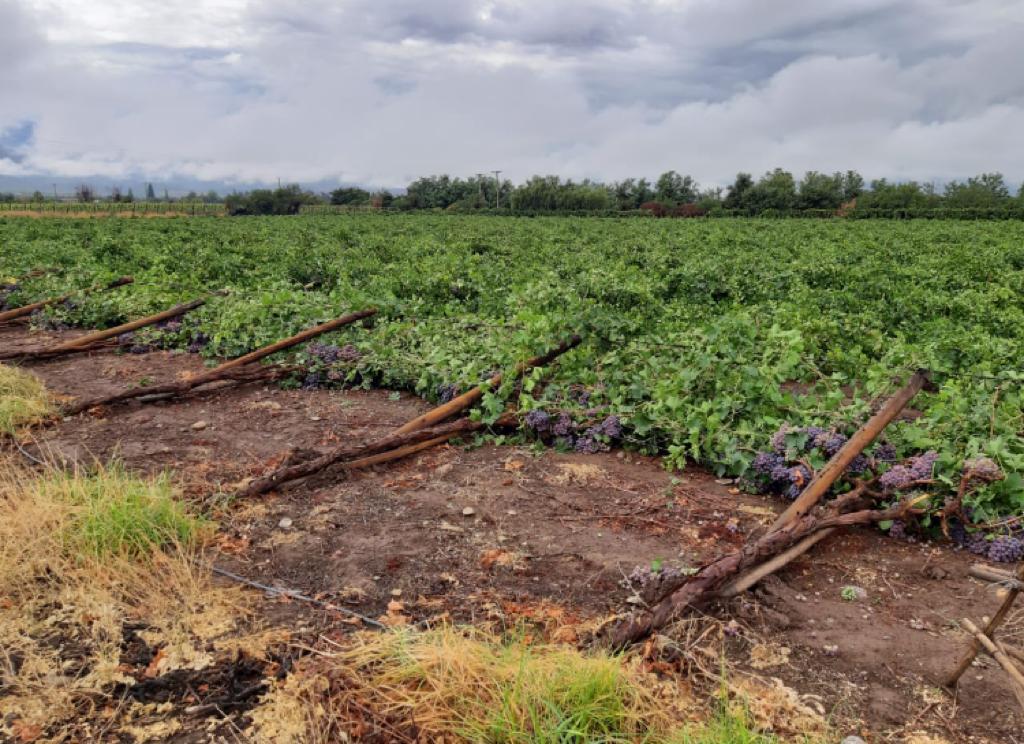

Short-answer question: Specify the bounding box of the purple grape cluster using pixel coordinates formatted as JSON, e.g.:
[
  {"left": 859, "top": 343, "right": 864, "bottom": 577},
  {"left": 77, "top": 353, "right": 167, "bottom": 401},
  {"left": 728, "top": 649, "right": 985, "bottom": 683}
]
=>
[
  {"left": 878, "top": 450, "right": 939, "bottom": 490},
  {"left": 302, "top": 372, "right": 321, "bottom": 390},
  {"left": 568, "top": 386, "right": 591, "bottom": 407},
  {"left": 748, "top": 449, "right": 815, "bottom": 500},
  {"left": 523, "top": 410, "right": 623, "bottom": 453},
  {"left": 988, "top": 536, "right": 1024, "bottom": 563},
  {"left": 436, "top": 383, "right": 459, "bottom": 403},
  {"left": 524, "top": 410, "right": 551, "bottom": 432},
  {"left": 0, "top": 282, "right": 18, "bottom": 310},
  {"left": 552, "top": 412, "right": 575, "bottom": 437},
  {"left": 187, "top": 332, "right": 209, "bottom": 354},
  {"left": 307, "top": 342, "right": 341, "bottom": 363},
  {"left": 874, "top": 442, "right": 897, "bottom": 463},
  {"left": 965, "top": 532, "right": 990, "bottom": 555},
  {"left": 888, "top": 520, "right": 908, "bottom": 540},
  {"left": 784, "top": 464, "right": 812, "bottom": 500}
]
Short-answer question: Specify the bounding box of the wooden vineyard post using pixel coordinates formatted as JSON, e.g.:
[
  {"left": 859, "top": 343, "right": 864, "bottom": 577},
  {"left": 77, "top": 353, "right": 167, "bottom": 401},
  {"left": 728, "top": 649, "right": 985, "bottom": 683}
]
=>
[
  {"left": 184, "top": 308, "right": 377, "bottom": 388},
  {"left": 393, "top": 335, "right": 581, "bottom": 435},
  {"left": 49, "top": 296, "right": 213, "bottom": 352},
  {"left": 232, "top": 339, "right": 581, "bottom": 498},
  {"left": 944, "top": 561, "right": 1024, "bottom": 688},
  {"left": 233, "top": 415, "right": 518, "bottom": 500},
  {"left": 0, "top": 276, "right": 133, "bottom": 324},
  {"left": 767, "top": 370, "right": 930, "bottom": 533},
  {"left": 718, "top": 370, "right": 930, "bottom": 597},
  {"left": 960, "top": 618, "right": 1024, "bottom": 712},
  {"left": 61, "top": 308, "right": 377, "bottom": 415}
]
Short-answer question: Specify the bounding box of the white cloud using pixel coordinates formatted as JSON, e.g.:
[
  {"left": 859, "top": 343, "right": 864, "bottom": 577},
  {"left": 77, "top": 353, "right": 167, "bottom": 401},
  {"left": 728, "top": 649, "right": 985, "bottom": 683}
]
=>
[{"left": 1, "top": 0, "right": 1022, "bottom": 188}]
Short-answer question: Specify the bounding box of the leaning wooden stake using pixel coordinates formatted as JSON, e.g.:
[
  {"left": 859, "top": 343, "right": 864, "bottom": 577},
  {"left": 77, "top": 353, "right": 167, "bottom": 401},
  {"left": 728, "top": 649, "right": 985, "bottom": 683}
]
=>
[
  {"left": 719, "top": 528, "right": 835, "bottom": 597},
  {"left": 945, "top": 561, "right": 1024, "bottom": 687},
  {"left": 604, "top": 489, "right": 929, "bottom": 648},
  {"left": 0, "top": 294, "right": 213, "bottom": 362},
  {"left": 718, "top": 371, "right": 930, "bottom": 597},
  {"left": 767, "top": 369, "right": 930, "bottom": 533},
  {"left": 62, "top": 308, "right": 377, "bottom": 415},
  {"left": 234, "top": 414, "right": 516, "bottom": 499},
  {"left": 960, "top": 618, "right": 1024, "bottom": 711},
  {"left": 50, "top": 295, "right": 212, "bottom": 351},
  {"left": 393, "top": 335, "right": 581, "bottom": 435},
  {"left": 0, "top": 276, "right": 133, "bottom": 324}
]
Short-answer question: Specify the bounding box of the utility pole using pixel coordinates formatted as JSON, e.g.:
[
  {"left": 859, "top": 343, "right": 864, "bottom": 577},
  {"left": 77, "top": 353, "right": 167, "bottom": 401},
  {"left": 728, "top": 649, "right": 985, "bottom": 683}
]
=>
[
  {"left": 492, "top": 170, "right": 502, "bottom": 209},
  {"left": 52, "top": 184, "right": 57, "bottom": 201},
  {"left": 476, "top": 173, "right": 485, "bottom": 203}
]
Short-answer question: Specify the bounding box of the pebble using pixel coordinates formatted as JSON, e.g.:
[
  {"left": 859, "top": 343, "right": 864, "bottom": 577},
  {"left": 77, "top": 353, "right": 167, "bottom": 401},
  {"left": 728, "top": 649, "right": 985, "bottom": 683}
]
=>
[
  {"left": 310, "top": 415, "right": 322, "bottom": 421},
  {"left": 462, "top": 506, "right": 476, "bottom": 517},
  {"left": 278, "top": 517, "right": 293, "bottom": 529},
  {"left": 390, "top": 588, "right": 402, "bottom": 597},
  {"left": 841, "top": 737, "right": 866, "bottom": 744},
  {"left": 191, "top": 420, "right": 208, "bottom": 431}
]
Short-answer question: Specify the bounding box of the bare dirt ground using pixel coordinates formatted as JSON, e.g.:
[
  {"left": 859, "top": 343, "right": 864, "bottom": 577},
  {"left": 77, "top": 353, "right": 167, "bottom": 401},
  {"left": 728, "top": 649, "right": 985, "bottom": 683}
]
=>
[{"left": 3, "top": 321, "right": 1022, "bottom": 742}]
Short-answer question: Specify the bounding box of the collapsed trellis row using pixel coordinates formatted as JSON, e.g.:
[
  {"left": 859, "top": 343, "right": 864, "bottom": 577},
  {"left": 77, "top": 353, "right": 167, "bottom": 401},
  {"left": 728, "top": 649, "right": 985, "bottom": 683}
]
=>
[{"left": 2, "top": 281, "right": 1021, "bottom": 691}]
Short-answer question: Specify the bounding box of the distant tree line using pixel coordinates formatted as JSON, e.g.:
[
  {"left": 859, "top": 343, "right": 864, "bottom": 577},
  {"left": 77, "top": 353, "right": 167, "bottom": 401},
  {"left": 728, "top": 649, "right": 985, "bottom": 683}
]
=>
[{"left": 4, "top": 170, "right": 1022, "bottom": 217}]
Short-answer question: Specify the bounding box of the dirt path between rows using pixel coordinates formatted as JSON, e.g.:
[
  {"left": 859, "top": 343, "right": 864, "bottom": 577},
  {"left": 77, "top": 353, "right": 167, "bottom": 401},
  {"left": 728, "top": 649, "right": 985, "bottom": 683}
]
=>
[{"left": 4, "top": 322, "right": 1022, "bottom": 742}]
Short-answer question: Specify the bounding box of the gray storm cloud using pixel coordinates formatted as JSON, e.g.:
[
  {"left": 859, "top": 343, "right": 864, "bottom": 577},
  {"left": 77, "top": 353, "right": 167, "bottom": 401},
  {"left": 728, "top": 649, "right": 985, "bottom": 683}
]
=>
[{"left": 1, "top": 0, "right": 1022, "bottom": 188}]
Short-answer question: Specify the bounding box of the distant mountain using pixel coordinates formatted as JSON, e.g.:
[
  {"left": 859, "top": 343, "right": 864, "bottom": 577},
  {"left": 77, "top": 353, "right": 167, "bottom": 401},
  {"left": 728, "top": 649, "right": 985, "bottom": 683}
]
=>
[{"left": 0, "top": 173, "right": 391, "bottom": 199}]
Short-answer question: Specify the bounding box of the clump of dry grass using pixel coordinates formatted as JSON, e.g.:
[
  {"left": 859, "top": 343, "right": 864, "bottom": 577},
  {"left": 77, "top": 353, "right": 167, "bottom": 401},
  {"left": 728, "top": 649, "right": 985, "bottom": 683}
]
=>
[
  {"left": 254, "top": 625, "right": 686, "bottom": 743},
  {"left": 0, "top": 363, "right": 54, "bottom": 434},
  {"left": 0, "top": 457, "right": 253, "bottom": 741},
  {"left": 252, "top": 623, "right": 831, "bottom": 744}
]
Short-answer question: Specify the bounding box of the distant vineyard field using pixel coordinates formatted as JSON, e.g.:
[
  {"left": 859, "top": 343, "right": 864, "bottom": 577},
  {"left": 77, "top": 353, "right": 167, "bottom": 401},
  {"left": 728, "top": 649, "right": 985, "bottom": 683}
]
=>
[
  {"left": 0, "top": 201, "right": 226, "bottom": 216},
  {"left": 2, "top": 215, "right": 1022, "bottom": 520}
]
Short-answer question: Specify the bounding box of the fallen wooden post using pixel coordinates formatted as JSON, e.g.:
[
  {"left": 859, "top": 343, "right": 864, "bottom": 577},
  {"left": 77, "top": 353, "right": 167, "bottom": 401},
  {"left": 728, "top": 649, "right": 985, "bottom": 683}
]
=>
[
  {"left": 604, "top": 488, "right": 927, "bottom": 648},
  {"left": 0, "top": 293, "right": 212, "bottom": 363},
  {"left": 718, "top": 528, "right": 835, "bottom": 598},
  {"left": 945, "top": 561, "right": 1024, "bottom": 687},
  {"left": 393, "top": 335, "right": 581, "bottom": 435},
  {"left": 49, "top": 295, "right": 213, "bottom": 351},
  {"left": 968, "top": 564, "right": 1023, "bottom": 589},
  {"left": 234, "top": 413, "right": 516, "bottom": 499},
  {"left": 960, "top": 617, "right": 1024, "bottom": 711},
  {"left": 0, "top": 276, "right": 133, "bottom": 324},
  {"left": 767, "top": 370, "right": 930, "bottom": 533},
  {"left": 718, "top": 371, "right": 929, "bottom": 597},
  {"left": 61, "top": 308, "right": 377, "bottom": 415}
]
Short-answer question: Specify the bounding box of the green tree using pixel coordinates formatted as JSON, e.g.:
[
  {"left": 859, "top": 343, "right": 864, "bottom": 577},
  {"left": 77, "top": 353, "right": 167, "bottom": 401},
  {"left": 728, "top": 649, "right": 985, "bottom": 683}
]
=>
[
  {"left": 655, "top": 171, "right": 698, "bottom": 204},
  {"left": 743, "top": 169, "right": 797, "bottom": 212},
  {"left": 330, "top": 187, "right": 371, "bottom": 206},
  {"left": 796, "top": 171, "right": 845, "bottom": 210},
  {"left": 944, "top": 172, "right": 1011, "bottom": 208},
  {"left": 723, "top": 173, "right": 754, "bottom": 210},
  {"left": 145, "top": 183, "right": 156, "bottom": 200},
  {"left": 841, "top": 170, "right": 864, "bottom": 201}
]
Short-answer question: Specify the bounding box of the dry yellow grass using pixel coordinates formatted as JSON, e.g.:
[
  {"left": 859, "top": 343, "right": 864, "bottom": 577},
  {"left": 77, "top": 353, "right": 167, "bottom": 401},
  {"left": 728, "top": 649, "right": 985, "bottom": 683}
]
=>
[
  {"left": 0, "top": 457, "right": 255, "bottom": 740},
  {"left": 0, "top": 363, "right": 54, "bottom": 434}
]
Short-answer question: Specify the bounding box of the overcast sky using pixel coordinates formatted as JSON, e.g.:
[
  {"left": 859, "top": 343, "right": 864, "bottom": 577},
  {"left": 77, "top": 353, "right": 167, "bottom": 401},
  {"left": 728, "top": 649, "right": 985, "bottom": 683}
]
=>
[{"left": 1, "top": 0, "right": 1022, "bottom": 189}]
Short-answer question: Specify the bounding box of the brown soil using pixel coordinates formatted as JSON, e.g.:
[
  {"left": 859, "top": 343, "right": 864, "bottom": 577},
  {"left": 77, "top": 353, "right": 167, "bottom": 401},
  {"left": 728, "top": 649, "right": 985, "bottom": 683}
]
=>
[{"left": 4, "top": 322, "right": 1022, "bottom": 742}]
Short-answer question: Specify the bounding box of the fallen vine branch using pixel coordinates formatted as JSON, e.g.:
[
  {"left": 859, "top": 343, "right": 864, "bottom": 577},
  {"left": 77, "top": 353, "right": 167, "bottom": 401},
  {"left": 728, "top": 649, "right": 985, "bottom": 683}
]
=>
[
  {"left": 720, "top": 371, "right": 929, "bottom": 596},
  {"left": 393, "top": 335, "right": 581, "bottom": 435},
  {"left": 61, "top": 307, "right": 377, "bottom": 415},
  {"left": 0, "top": 275, "right": 133, "bottom": 324},
  {"left": 603, "top": 489, "right": 928, "bottom": 648},
  {"left": 1, "top": 293, "right": 214, "bottom": 362},
  {"left": 233, "top": 413, "right": 517, "bottom": 499}
]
